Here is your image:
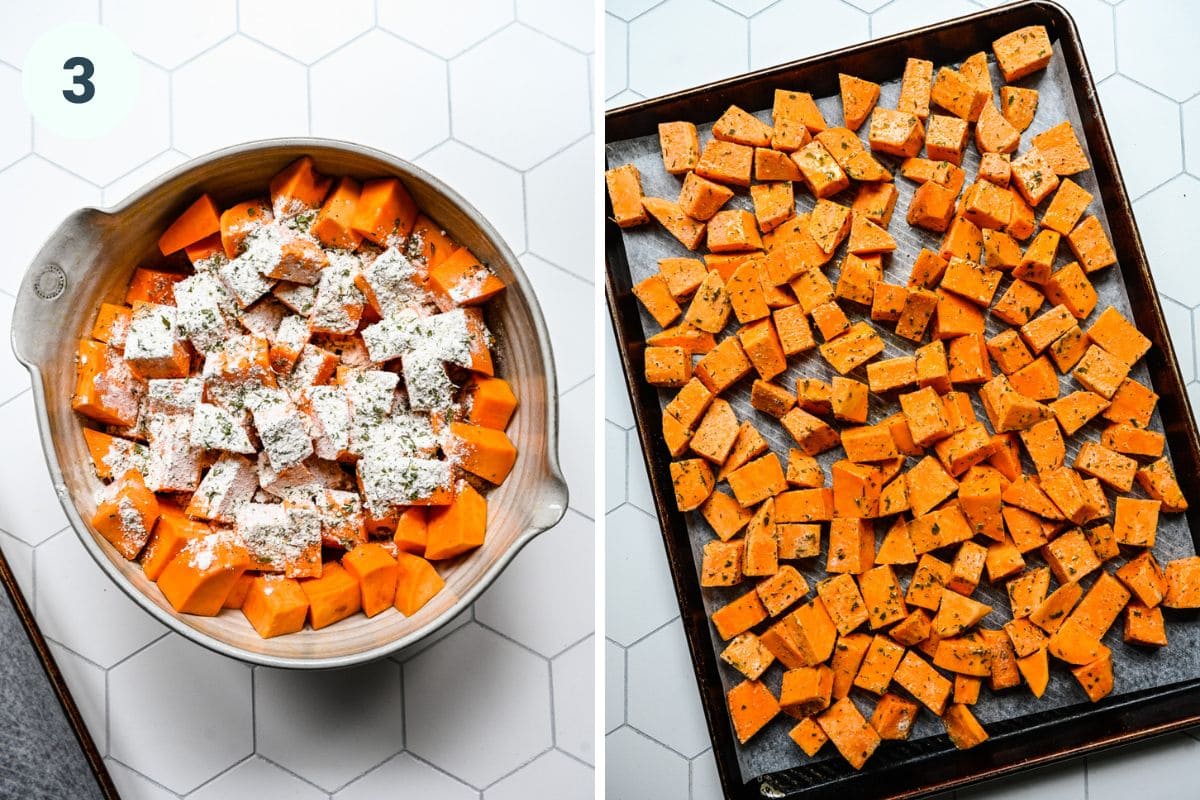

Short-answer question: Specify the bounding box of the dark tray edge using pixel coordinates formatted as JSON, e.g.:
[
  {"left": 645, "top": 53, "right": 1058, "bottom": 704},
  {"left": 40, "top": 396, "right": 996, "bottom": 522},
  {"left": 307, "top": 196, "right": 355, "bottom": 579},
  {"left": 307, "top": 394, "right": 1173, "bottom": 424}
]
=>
[
  {"left": 603, "top": 1, "right": 1200, "bottom": 798},
  {"left": 0, "top": 550, "right": 118, "bottom": 799}
]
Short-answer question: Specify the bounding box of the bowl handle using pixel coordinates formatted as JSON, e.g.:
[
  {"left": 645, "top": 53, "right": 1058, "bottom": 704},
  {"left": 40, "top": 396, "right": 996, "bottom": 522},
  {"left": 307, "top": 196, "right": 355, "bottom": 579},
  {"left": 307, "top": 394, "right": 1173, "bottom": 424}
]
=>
[{"left": 11, "top": 208, "right": 112, "bottom": 372}]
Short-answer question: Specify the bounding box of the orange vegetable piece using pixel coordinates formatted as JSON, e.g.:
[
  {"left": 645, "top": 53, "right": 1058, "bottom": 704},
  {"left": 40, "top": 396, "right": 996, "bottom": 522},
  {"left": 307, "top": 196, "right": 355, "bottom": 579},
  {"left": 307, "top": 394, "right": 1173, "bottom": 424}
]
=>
[
  {"left": 352, "top": 177, "right": 419, "bottom": 245},
  {"left": 817, "top": 696, "right": 881, "bottom": 770},
  {"left": 343, "top": 542, "right": 400, "bottom": 618},
  {"left": 428, "top": 246, "right": 505, "bottom": 307},
  {"left": 448, "top": 422, "right": 517, "bottom": 485},
  {"left": 219, "top": 199, "right": 272, "bottom": 259},
  {"left": 310, "top": 176, "right": 363, "bottom": 250},
  {"left": 91, "top": 470, "right": 160, "bottom": 561},
  {"left": 727, "top": 680, "right": 780, "bottom": 744},
  {"left": 241, "top": 575, "right": 310, "bottom": 638},
  {"left": 140, "top": 504, "right": 210, "bottom": 581},
  {"left": 839, "top": 73, "right": 879, "bottom": 131},
  {"left": 425, "top": 483, "right": 488, "bottom": 560},
  {"left": 158, "top": 193, "right": 221, "bottom": 255},
  {"left": 299, "top": 562, "right": 362, "bottom": 630},
  {"left": 269, "top": 155, "right": 333, "bottom": 216},
  {"left": 394, "top": 551, "right": 446, "bottom": 616},
  {"left": 125, "top": 267, "right": 187, "bottom": 306},
  {"left": 157, "top": 530, "right": 252, "bottom": 616}
]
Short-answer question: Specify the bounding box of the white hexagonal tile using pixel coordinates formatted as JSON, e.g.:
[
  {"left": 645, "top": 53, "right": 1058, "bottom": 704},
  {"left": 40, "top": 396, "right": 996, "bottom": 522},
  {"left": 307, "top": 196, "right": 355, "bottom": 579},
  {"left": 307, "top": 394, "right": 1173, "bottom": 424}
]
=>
[
  {"left": 105, "top": 759, "right": 176, "bottom": 800},
  {"left": 606, "top": 422, "right": 627, "bottom": 512},
  {"left": 335, "top": 752, "right": 475, "bottom": 800},
  {"left": 189, "top": 756, "right": 326, "bottom": 800},
  {"left": 45, "top": 641, "right": 107, "bottom": 756},
  {"left": 101, "top": 150, "right": 188, "bottom": 207},
  {"left": 451, "top": 26, "right": 590, "bottom": 171},
  {"left": 560, "top": 380, "right": 596, "bottom": 517},
  {"left": 527, "top": 136, "right": 594, "bottom": 280},
  {"left": 606, "top": 726, "right": 689, "bottom": 800},
  {"left": 870, "top": 0, "right": 979, "bottom": 39},
  {"left": 0, "top": 65, "right": 30, "bottom": 170},
  {"left": 417, "top": 140, "right": 526, "bottom": 254},
  {"left": 34, "top": 529, "right": 165, "bottom": 666},
  {"left": 1056, "top": 0, "right": 1117, "bottom": 80},
  {"left": 1161, "top": 296, "right": 1195, "bottom": 382},
  {"left": 605, "top": 327, "right": 635, "bottom": 429},
  {"left": 1184, "top": 96, "right": 1200, "bottom": 178},
  {"left": 958, "top": 758, "right": 1085, "bottom": 799},
  {"left": 1116, "top": 0, "right": 1200, "bottom": 101},
  {"left": 255, "top": 659, "right": 403, "bottom": 792},
  {"left": 552, "top": 635, "right": 594, "bottom": 764},
  {"left": 377, "top": 0, "right": 514, "bottom": 59},
  {"left": 714, "top": 0, "right": 780, "bottom": 15},
  {"left": 522, "top": 254, "right": 594, "bottom": 394},
  {"left": 104, "top": 0, "right": 235, "bottom": 69},
  {"left": 606, "top": 0, "right": 666, "bottom": 22},
  {"left": 1098, "top": 76, "right": 1182, "bottom": 200},
  {"left": 0, "top": 156, "right": 101, "bottom": 296},
  {"left": 476, "top": 509, "right": 594, "bottom": 657},
  {"left": 605, "top": 504, "right": 679, "bottom": 646},
  {"left": 108, "top": 634, "right": 251, "bottom": 793},
  {"left": 0, "top": 293, "right": 29, "bottom": 404},
  {"left": 172, "top": 37, "right": 308, "bottom": 157},
  {"left": 1089, "top": 735, "right": 1200, "bottom": 800},
  {"left": 608, "top": 88, "right": 645, "bottom": 109},
  {"left": 844, "top": 0, "right": 891, "bottom": 10},
  {"left": 487, "top": 749, "right": 592, "bottom": 799},
  {"left": 393, "top": 606, "right": 472, "bottom": 663},
  {"left": 626, "top": 429, "right": 655, "bottom": 514},
  {"left": 629, "top": 0, "right": 747, "bottom": 98},
  {"left": 405, "top": 623, "right": 552, "bottom": 788},
  {"left": 751, "top": 0, "right": 867, "bottom": 70},
  {"left": 607, "top": 14, "right": 628, "bottom": 99},
  {"left": 0, "top": 0, "right": 97, "bottom": 66},
  {"left": 517, "top": 0, "right": 594, "bottom": 53},
  {"left": 692, "top": 750, "right": 721, "bottom": 800},
  {"left": 605, "top": 639, "right": 625, "bottom": 733},
  {"left": 240, "top": 0, "right": 373, "bottom": 64},
  {"left": 1135, "top": 175, "right": 1200, "bottom": 305},
  {"left": 0, "top": 529, "right": 34, "bottom": 606},
  {"left": 0, "top": 392, "right": 69, "bottom": 544},
  {"left": 310, "top": 30, "right": 448, "bottom": 159},
  {"left": 627, "top": 618, "right": 709, "bottom": 758},
  {"left": 34, "top": 59, "right": 170, "bottom": 185}
]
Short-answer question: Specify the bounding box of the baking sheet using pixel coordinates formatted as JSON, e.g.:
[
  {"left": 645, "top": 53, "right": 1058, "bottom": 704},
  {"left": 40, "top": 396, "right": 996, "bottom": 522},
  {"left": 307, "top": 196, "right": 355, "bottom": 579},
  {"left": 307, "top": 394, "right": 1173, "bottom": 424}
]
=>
[{"left": 606, "top": 39, "right": 1200, "bottom": 783}]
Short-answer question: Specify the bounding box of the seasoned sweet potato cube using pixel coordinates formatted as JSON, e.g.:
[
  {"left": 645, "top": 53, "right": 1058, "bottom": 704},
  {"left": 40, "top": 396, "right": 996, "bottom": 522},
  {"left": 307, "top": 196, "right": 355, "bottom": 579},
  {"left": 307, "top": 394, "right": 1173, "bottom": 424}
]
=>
[
  {"left": 644, "top": 346, "right": 691, "bottom": 388},
  {"left": 791, "top": 139, "right": 850, "bottom": 198},
  {"left": 853, "top": 635, "right": 905, "bottom": 695},
  {"left": 868, "top": 108, "right": 925, "bottom": 158},
  {"left": 1164, "top": 557, "right": 1200, "bottom": 608},
  {"left": 1010, "top": 148, "right": 1060, "bottom": 206},
  {"left": 696, "top": 139, "right": 754, "bottom": 187},
  {"left": 992, "top": 25, "right": 1053, "bottom": 81},
  {"left": 713, "top": 104, "right": 773, "bottom": 147},
  {"left": 871, "top": 694, "right": 919, "bottom": 740},
  {"left": 1136, "top": 457, "right": 1187, "bottom": 512},
  {"left": 1071, "top": 652, "right": 1113, "bottom": 702},
  {"left": 898, "top": 57, "right": 934, "bottom": 119},
  {"left": 678, "top": 171, "right": 734, "bottom": 221},
  {"left": 975, "top": 101, "right": 1020, "bottom": 155},
  {"left": 605, "top": 164, "right": 648, "bottom": 227},
  {"left": 853, "top": 182, "right": 899, "bottom": 228},
  {"left": 1101, "top": 423, "right": 1164, "bottom": 458},
  {"left": 1032, "top": 121, "right": 1090, "bottom": 176},
  {"left": 1072, "top": 344, "right": 1130, "bottom": 400},
  {"left": 931, "top": 67, "right": 988, "bottom": 121},
  {"left": 826, "top": 518, "right": 875, "bottom": 576},
  {"left": 721, "top": 632, "right": 776, "bottom": 680},
  {"left": 906, "top": 554, "right": 951, "bottom": 611},
  {"left": 781, "top": 665, "right": 834, "bottom": 718},
  {"left": 1086, "top": 306, "right": 1150, "bottom": 366},
  {"left": 772, "top": 89, "right": 826, "bottom": 150},
  {"left": 1124, "top": 603, "right": 1167, "bottom": 647},
  {"left": 1112, "top": 496, "right": 1160, "bottom": 548},
  {"left": 961, "top": 181, "right": 1013, "bottom": 231},
  {"left": 817, "top": 697, "right": 881, "bottom": 770},
  {"left": 1000, "top": 86, "right": 1039, "bottom": 131},
  {"left": 727, "top": 679, "right": 780, "bottom": 743},
  {"left": 819, "top": 321, "right": 885, "bottom": 374},
  {"left": 893, "top": 651, "right": 952, "bottom": 715},
  {"left": 670, "top": 458, "right": 715, "bottom": 512},
  {"left": 708, "top": 209, "right": 763, "bottom": 253},
  {"left": 658, "top": 121, "right": 700, "bottom": 174},
  {"left": 944, "top": 704, "right": 989, "bottom": 749},
  {"left": 1014, "top": 229, "right": 1060, "bottom": 284}
]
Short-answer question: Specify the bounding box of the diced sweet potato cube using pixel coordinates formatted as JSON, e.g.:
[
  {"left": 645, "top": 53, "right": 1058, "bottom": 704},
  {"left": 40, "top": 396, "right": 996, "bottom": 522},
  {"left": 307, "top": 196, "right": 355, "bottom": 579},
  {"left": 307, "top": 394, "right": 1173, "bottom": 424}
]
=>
[
  {"left": 992, "top": 25, "right": 1053, "bottom": 81},
  {"left": 772, "top": 89, "right": 826, "bottom": 150},
  {"left": 722, "top": 633, "right": 776, "bottom": 680},
  {"left": 1010, "top": 148, "right": 1059, "bottom": 206},
  {"left": 727, "top": 680, "right": 780, "bottom": 743},
  {"left": 893, "top": 651, "right": 952, "bottom": 715},
  {"left": 1032, "top": 121, "right": 1089, "bottom": 176},
  {"left": 898, "top": 58, "right": 934, "bottom": 119},
  {"left": 791, "top": 140, "right": 850, "bottom": 198},
  {"left": 1000, "top": 86, "right": 1039, "bottom": 131},
  {"left": 869, "top": 108, "right": 925, "bottom": 158},
  {"left": 1071, "top": 652, "right": 1113, "bottom": 702},
  {"left": 817, "top": 697, "right": 881, "bottom": 770},
  {"left": 678, "top": 171, "right": 734, "bottom": 221},
  {"left": 1067, "top": 215, "right": 1117, "bottom": 273}
]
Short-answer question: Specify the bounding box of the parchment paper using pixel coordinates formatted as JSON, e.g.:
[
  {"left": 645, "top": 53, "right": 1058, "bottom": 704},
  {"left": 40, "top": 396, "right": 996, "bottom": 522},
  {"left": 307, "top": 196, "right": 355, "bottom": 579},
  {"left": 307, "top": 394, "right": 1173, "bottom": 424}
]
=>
[{"left": 607, "top": 40, "right": 1200, "bottom": 783}]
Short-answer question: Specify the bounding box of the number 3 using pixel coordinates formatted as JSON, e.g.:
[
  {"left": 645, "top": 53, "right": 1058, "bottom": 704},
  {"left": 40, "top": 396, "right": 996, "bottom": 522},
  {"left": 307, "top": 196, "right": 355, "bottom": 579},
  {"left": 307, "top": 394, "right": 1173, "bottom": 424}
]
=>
[{"left": 62, "top": 56, "right": 95, "bottom": 104}]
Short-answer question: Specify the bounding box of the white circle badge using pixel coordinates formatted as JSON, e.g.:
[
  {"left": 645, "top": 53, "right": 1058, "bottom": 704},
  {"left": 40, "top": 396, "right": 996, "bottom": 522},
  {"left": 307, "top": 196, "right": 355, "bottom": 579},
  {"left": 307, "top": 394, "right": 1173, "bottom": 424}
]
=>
[{"left": 22, "top": 23, "right": 139, "bottom": 140}]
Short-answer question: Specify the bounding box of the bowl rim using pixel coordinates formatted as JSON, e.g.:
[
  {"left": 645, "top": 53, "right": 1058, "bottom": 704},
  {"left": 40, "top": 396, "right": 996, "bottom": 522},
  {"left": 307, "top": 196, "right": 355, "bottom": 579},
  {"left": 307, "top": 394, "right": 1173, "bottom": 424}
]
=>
[{"left": 11, "top": 136, "right": 570, "bottom": 669}]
